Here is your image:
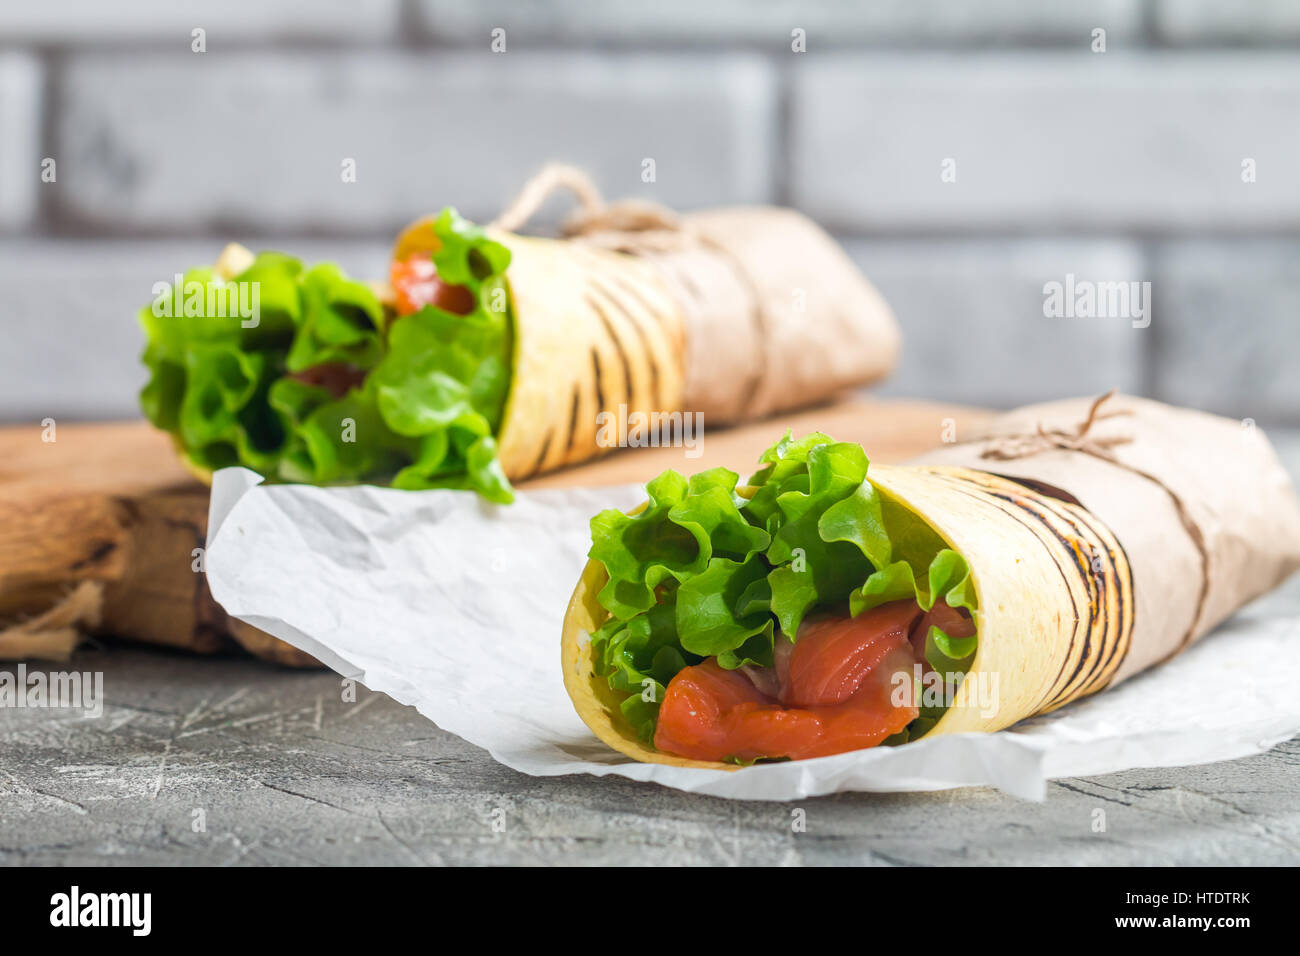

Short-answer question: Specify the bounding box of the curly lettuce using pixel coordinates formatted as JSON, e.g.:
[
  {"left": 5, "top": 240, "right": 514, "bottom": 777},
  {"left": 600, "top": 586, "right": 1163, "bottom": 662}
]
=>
[
  {"left": 586, "top": 433, "right": 977, "bottom": 742},
  {"left": 139, "top": 208, "right": 515, "bottom": 501}
]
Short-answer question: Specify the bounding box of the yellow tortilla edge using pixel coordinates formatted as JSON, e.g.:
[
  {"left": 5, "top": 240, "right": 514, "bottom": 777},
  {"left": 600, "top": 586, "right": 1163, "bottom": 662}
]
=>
[
  {"left": 174, "top": 436, "right": 214, "bottom": 486},
  {"left": 561, "top": 554, "right": 740, "bottom": 770}
]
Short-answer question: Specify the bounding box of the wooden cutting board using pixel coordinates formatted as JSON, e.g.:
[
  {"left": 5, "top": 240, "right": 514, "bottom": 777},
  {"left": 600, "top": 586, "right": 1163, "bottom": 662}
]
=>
[{"left": 0, "top": 398, "right": 991, "bottom": 665}]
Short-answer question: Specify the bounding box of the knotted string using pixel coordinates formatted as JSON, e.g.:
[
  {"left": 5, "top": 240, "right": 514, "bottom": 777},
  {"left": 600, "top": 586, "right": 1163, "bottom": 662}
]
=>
[
  {"left": 490, "top": 163, "right": 683, "bottom": 241},
  {"left": 980, "top": 390, "right": 1133, "bottom": 462},
  {"left": 490, "top": 163, "right": 772, "bottom": 411}
]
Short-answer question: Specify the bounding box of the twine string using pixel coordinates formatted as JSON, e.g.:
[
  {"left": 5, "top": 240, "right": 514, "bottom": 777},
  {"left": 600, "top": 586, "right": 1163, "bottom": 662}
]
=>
[
  {"left": 490, "top": 163, "right": 682, "bottom": 239},
  {"left": 979, "top": 390, "right": 1134, "bottom": 462}
]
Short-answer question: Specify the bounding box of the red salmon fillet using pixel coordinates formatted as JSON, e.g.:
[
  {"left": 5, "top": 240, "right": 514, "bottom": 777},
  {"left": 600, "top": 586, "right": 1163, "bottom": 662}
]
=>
[{"left": 654, "top": 601, "right": 933, "bottom": 762}]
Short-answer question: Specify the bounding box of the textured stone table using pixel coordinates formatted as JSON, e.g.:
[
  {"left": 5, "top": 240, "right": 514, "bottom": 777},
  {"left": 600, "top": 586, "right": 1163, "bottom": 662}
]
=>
[
  {"left": 1, "top": 641, "right": 1299, "bottom": 866},
  {"left": 3, "top": 436, "right": 1299, "bottom": 867}
]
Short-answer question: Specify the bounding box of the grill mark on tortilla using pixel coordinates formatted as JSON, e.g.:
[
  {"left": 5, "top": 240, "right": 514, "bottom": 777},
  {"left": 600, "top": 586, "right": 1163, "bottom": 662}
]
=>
[
  {"left": 942, "top": 474, "right": 1091, "bottom": 713},
  {"left": 1025, "top": 499, "right": 1114, "bottom": 709},
  {"left": 941, "top": 469, "right": 1106, "bottom": 709},
  {"left": 603, "top": 272, "right": 680, "bottom": 349},
  {"left": 933, "top": 473, "right": 1083, "bottom": 717},
  {"left": 1053, "top": 500, "right": 1135, "bottom": 696},
  {"left": 587, "top": 293, "right": 646, "bottom": 411},
  {"left": 561, "top": 384, "right": 582, "bottom": 459},
  {"left": 979, "top": 487, "right": 1098, "bottom": 711},
  {"left": 588, "top": 264, "right": 678, "bottom": 365},
  {"left": 587, "top": 278, "right": 663, "bottom": 411},
  {"left": 1046, "top": 509, "right": 1118, "bottom": 706},
  {"left": 570, "top": 245, "right": 674, "bottom": 320},
  {"left": 983, "top": 469, "right": 1135, "bottom": 705},
  {"left": 527, "top": 428, "right": 554, "bottom": 479},
  {"left": 590, "top": 346, "right": 608, "bottom": 422}
]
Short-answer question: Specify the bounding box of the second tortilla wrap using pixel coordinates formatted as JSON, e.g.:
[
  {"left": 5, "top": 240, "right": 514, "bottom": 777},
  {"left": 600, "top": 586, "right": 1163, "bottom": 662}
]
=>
[
  {"left": 149, "top": 169, "right": 899, "bottom": 496},
  {"left": 395, "top": 168, "right": 899, "bottom": 480}
]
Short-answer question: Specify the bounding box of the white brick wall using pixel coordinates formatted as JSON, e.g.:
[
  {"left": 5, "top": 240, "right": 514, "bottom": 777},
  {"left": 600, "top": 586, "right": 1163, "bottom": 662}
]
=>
[
  {"left": 1151, "top": 241, "right": 1300, "bottom": 423},
  {"left": 0, "top": 1, "right": 403, "bottom": 43},
  {"left": 53, "top": 52, "right": 776, "bottom": 234},
  {"left": 417, "top": 0, "right": 1143, "bottom": 46},
  {"left": 847, "top": 239, "right": 1148, "bottom": 407},
  {"left": 1154, "top": 0, "right": 1300, "bottom": 44},
  {"left": 790, "top": 54, "right": 1300, "bottom": 233}
]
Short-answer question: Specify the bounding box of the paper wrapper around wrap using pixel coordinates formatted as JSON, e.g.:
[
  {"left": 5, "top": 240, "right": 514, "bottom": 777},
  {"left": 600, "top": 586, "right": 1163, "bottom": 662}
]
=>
[
  {"left": 395, "top": 206, "right": 899, "bottom": 480},
  {"left": 915, "top": 395, "right": 1300, "bottom": 694},
  {"left": 573, "top": 207, "right": 900, "bottom": 425},
  {"left": 561, "top": 394, "right": 1300, "bottom": 768}
]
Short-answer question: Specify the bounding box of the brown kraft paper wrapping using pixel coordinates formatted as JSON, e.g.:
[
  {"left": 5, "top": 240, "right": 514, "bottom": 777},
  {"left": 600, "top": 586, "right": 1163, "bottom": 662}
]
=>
[{"left": 575, "top": 205, "right": 900, "bottom": 424}]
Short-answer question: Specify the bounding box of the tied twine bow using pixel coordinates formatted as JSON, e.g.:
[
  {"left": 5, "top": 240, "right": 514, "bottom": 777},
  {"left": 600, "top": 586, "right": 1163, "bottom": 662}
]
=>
[
  {"left": 490, "top": 163, "right": 772, "bottom": 410},
  {"left": 490, "top": 163, "right": 685, "bottom": 247},
  {"left": 971, "top": 389, "right": 1210, "bottom": 659},
  {"left": 979, "top": 389, "right": 1133, "bottom": 463}
]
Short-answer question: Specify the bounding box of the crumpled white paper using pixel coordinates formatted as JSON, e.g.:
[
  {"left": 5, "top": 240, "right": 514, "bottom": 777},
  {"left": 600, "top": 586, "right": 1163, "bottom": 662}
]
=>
[{"left": 206, "top": 467, "right": 1300, "bottom": 802}]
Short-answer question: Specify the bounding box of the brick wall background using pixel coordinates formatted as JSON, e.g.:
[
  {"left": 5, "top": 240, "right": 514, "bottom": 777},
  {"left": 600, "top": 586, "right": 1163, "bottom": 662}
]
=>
[{"left": 1, "top": 1, "right": 1297, "bottom": 424}]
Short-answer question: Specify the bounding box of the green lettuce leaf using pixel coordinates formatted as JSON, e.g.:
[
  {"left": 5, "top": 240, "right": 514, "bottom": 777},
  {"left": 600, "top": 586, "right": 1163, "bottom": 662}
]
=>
[
  {"left": 138, "top": 208, "right": 516, "bottom": 500},
  {"left": 285, "top": 264, "right": 385, "bottom": 373},
  {"left": 585, "top": 431, "right": 981, "bottom": 746},
  {"left": 589, "top": 467, "right": 770, "bottom": 621}
]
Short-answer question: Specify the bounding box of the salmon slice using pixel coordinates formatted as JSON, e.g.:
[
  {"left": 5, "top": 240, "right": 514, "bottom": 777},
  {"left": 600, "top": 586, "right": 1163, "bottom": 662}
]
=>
[
  {"left": 797, "top": 641, "right": 920, "bottom": 758},
  {"left": 785, "top": 600, "right": 923, "bottom": 707},
  {"left": 654, "top": 661, "right": 819, "bottom": 764},
  {"left": 654, "top": 602, "right": 925, "bottom": 763}
]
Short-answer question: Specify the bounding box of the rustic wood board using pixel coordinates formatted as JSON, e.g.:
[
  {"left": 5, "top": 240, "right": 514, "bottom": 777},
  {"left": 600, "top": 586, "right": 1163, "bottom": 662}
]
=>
[
  {"left": 0, "top": 398, "right": 992, "bottom": 663},
  {"left": 526, "top": 397, "right": 991, "bottom": 488}
]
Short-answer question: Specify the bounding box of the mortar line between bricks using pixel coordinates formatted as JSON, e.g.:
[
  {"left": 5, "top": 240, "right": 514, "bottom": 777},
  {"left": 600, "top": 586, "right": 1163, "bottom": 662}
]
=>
[
  {"left": 771, "top": 51, "right": 793, "bottom": 208},
  {"left": 31, "top": 48, "right": 61, "bottom": 239},
  {"left": 1139, "top": 0, "right": 1162, "bottom": 49},
  {"left": 1138, "top": 237, "right": 1161, "bottom": 399},
  {"left": 4, "top": 39, "right": 1206, "bottom": 54},
  {"left": 9, "top": 32, "right": 1300, "bottom": 56}
]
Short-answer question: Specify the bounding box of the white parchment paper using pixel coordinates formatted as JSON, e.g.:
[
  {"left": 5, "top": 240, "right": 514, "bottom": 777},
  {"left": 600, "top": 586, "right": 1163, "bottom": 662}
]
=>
[{"left": 206, "top": 468, "right": 1300, "bottom": 802}]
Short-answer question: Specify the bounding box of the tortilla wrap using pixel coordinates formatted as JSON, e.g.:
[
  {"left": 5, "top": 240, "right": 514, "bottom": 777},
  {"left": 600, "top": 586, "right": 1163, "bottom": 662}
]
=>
[
  {"left": 562, "top": 395, "right": 1300, "bottom": 767},
  {"left": 394, "top": 202, "right": 899, "bottom": 478}
]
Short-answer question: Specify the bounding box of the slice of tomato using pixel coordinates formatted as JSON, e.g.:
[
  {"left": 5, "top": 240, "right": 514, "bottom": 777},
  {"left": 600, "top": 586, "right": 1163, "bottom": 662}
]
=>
[{"left": 389, "top": 255, "right": 476, "bottom": 317}]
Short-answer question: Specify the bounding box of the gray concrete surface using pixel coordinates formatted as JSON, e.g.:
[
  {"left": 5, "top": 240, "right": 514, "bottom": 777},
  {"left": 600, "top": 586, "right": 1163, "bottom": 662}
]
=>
[{"left": 2, "top": 644, "right": 1299, "bottom": 866}]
